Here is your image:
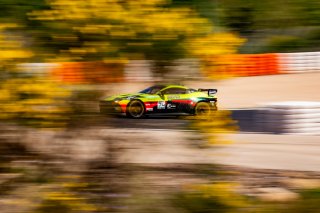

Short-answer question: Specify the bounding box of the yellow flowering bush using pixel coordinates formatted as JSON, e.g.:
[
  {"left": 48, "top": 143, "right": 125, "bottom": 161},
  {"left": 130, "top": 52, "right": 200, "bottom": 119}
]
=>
[
  {"left": 0, "top": 24, "right": 71, "bottom": 128},
  {"left": 191, "top": 182, "right": 248, "bottom": 208},
  {"left": 187, "top": 110, "right": 238, "bottom": 146},
  {"left": 28, "top": 0, "right": 244, "bottom": 77},
  {"left": 0, "top": 77, "right": 71, "bottom": 127}
]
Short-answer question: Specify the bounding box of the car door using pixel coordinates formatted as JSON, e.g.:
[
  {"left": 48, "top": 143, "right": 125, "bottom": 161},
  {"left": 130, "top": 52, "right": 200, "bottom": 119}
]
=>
[{"left": 160, "top": 87, "right": 188, "bottom": 112}]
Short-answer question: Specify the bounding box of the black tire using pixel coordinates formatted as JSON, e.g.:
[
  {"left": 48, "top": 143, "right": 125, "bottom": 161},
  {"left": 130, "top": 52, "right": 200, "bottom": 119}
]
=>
[
  {"left": 194, "top": 102, "right": 211, "bottom": 116},
  {"left": 126, "top": 100, "right": 145, "bottom": 118},
  {"left": 212, "top": 102, "right": 218, "bottom": 111}
]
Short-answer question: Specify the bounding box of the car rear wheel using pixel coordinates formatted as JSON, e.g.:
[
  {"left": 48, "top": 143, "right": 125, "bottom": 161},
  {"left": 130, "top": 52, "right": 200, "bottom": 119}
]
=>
[
  {"left": 194, "top": 102, "right": 211, "bottom": 117},
  {"left": 126, "top": 100, "right": 145, "bottom": 118}
]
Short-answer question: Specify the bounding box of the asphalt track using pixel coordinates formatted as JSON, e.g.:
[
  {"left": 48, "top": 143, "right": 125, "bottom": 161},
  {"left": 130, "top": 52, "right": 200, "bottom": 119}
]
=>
[
  {"left": 103, "top": 109, "right": 259, "bottom": 132},
  {"left": 104, "top": 115, "right": 189, "bottom": 130}
]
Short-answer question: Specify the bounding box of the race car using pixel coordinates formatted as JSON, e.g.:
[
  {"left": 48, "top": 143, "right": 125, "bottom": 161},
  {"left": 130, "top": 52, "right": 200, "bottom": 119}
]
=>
[{"left": 100, "top": 84, "right": 218, "bottom": 118}]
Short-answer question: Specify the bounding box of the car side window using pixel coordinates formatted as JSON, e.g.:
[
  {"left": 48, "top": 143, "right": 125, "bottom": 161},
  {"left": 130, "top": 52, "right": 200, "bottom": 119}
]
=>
[
  {"left": 162, "top": 88, "right": 187, "bottom": 94},
  {"left": 187, "top": 89, "right": 197, "bottom": 93}
]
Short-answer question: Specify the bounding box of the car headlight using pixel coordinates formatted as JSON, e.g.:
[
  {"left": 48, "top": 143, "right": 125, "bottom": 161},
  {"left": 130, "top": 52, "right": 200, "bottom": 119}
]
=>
[
  {"left": 114, "top": 98, "right": 122, "bottom": 102},
  {"left": 114, "top": 96, "right": 135, "bottom": 102}
]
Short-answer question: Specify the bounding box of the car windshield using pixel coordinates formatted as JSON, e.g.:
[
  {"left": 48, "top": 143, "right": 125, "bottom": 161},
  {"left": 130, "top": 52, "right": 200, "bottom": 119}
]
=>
[{"left": 139, "top": 85, "right": 166, "bottom": 94}]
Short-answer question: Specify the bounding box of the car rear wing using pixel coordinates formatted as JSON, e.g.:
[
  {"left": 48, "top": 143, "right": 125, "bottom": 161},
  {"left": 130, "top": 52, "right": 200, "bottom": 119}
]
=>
[{"left": 198, "top": 88, "right": 218, "bottom": 96}]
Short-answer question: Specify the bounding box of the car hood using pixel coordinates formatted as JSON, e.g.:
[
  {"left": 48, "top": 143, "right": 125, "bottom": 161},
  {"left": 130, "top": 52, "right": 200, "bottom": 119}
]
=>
[{"left": 102, "top": 93, "right": 157, "bottom": 101}]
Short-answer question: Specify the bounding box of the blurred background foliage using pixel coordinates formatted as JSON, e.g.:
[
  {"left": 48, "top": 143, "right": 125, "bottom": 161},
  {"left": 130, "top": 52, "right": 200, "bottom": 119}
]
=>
[
  {"left": 25, "top": 0, "right": 243, "bottom": 76},
  {"left": 0, "top": 23, "right": 70, "bottom": 127},
  {"left": 174, "top": 0, "right": 320, "bottom": 53},
  {"left": 0, "top": 0, "right": 319, "bottom": 56}
]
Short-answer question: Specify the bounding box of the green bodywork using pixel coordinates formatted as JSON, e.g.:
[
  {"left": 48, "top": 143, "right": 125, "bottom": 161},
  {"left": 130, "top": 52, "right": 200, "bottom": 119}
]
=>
[{"left": 100, "top": 84, "right": 218, "bottom": 115}]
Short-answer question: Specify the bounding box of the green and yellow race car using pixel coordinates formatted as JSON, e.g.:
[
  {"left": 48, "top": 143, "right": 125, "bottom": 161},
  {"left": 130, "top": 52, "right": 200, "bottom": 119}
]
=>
[{"left": 100, "top": 84, "right": 218, "bottom": 118}]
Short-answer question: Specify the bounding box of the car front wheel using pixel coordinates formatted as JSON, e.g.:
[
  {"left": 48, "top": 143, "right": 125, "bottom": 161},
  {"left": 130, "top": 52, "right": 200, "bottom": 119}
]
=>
[{"left": 126, "top": 100, "right": 145, "bottom": 118}]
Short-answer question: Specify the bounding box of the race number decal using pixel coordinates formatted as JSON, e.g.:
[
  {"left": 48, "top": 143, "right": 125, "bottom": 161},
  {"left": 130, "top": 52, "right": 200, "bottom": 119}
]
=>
[{"left": 157, "top": 101, "right": 166, "bottom": 109}]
